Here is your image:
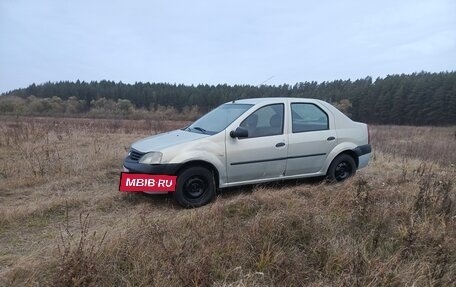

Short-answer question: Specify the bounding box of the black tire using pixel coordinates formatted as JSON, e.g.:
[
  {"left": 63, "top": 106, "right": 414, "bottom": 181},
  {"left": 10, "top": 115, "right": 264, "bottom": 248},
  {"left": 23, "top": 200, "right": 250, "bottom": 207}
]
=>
[
  {"left": 173, "top": 166, "right": 216, "bottom": 208},
  {"left": 327, "top": 154, "right": 356, "bottom": 182}
]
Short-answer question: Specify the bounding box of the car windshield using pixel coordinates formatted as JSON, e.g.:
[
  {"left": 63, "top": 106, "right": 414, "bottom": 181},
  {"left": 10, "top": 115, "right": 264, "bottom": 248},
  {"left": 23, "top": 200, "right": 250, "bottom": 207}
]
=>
[{"left": 185, "top": 103, "right": 253, "bottom": 135}]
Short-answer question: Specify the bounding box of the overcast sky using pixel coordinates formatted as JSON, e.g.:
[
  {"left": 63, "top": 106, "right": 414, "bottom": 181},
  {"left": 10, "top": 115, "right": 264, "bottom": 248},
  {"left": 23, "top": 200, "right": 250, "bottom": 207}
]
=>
[{"left": 1, "top": 0, "right": 455, "bottom": 93}]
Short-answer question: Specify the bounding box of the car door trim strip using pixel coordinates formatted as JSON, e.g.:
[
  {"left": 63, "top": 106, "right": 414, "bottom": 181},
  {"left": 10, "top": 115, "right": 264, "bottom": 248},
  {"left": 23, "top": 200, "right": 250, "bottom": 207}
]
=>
[{"left": 230, "top": 153, "right": 326, "bottom": 166}]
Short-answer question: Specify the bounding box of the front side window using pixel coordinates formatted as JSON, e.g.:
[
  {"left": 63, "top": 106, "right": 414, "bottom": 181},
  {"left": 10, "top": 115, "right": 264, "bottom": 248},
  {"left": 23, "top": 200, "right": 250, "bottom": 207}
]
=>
[
  {"left": 240, "top": 104, "right": 284, "bottom": 138},
  {"left": 187, "top": 103, "right": 253, "bottom": 135},
  {"left": 291, "top": 103, "right": 329, "bottom": 133}
]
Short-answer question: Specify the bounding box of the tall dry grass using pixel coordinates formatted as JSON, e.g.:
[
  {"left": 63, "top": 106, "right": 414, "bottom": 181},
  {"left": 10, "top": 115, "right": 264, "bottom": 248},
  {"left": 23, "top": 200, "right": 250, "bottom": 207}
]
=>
[
  {"left": 369, "top": 125, "right": 456, "bottom": 166},
  {"left": 0, "top": 117, "right": 454, "bottom": 286}
]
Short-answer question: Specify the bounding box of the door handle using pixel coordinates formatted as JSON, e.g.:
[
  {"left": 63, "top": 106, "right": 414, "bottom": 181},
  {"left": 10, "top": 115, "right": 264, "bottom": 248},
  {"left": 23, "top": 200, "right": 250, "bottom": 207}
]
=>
[
  {"left": 275, "top": 142, "right": 286, "bottom": 147},
  {"left": 327, "top": 136, "right": 336, "bottom": 141}
]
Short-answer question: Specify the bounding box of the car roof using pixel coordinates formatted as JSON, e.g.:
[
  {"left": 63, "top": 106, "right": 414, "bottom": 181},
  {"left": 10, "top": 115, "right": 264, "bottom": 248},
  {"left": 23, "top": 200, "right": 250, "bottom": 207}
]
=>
[{"left": 227, "top": 97, "right": 323, "bottom": 105}]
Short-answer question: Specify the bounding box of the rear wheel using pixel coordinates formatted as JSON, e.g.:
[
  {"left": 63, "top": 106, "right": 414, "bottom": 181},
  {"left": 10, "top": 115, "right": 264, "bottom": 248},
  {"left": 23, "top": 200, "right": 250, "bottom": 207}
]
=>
[
  {"left": 173, "top": 166, "right": 216, "bottom": 208},
  {"left": 327, "top": 154, "right": 356, "bottom": 182}
]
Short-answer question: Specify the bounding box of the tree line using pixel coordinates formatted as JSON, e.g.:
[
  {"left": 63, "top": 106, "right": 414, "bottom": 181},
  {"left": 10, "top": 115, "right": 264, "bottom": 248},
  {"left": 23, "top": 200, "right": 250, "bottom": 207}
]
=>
[
  {"left": 1, "top": 71, "right": 455, "bottom": 125},
  {"left": 0, "top": 95, "right": 200, "bottom": 121}
]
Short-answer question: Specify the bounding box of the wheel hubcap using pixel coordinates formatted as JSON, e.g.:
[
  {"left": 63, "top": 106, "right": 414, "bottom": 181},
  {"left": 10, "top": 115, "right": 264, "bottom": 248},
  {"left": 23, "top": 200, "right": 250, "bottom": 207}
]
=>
[
  {"left": 184, "top": 176, "right": 206, "bottom": 198},
  {"left": 335, "top": 162, "right": 351, "bottom": 181}
]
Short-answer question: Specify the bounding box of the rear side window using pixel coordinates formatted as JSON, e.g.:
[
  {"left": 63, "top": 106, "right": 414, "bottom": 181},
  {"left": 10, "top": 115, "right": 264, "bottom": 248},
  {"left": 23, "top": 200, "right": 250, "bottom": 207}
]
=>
[{"left": 291, "top": 103, "right": 329, "bottom": 133}]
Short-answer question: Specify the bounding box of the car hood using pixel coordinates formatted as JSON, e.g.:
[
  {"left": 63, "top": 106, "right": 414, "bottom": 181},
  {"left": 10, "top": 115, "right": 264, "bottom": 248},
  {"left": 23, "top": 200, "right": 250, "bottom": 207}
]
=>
[{"left": 131, "top": 129, "right": 209, "bottom": 152}]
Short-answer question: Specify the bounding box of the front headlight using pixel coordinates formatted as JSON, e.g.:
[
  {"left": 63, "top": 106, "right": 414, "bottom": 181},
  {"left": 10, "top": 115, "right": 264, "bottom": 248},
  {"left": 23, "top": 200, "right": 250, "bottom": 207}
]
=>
[{"left": 139, "top": 152, "right": 163, "bottom": 164}]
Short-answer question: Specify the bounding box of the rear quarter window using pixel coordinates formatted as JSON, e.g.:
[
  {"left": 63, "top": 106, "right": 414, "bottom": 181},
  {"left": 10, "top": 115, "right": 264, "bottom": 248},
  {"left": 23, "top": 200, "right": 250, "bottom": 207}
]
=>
[{"left": 291, "top": 103, "right": 329, "bottom": 133}]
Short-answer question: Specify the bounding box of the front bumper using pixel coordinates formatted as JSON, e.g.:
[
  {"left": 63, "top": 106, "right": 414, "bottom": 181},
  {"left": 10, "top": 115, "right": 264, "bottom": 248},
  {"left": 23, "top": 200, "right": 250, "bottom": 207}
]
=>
[{"left": 123, "top": 159, "right": 181, "bottom": 175}]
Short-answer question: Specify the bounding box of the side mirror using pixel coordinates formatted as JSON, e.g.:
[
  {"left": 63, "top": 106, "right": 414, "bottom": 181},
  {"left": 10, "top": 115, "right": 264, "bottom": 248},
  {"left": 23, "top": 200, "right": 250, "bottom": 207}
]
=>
[{"left": 230, "top": 127, "right": 248, "bottom": 138}]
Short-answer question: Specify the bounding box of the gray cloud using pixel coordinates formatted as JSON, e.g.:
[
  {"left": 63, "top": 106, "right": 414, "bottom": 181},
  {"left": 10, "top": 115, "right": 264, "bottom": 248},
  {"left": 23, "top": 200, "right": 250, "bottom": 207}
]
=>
[{"left": 1, "top": 0, "right": 455, "bottom": 93}]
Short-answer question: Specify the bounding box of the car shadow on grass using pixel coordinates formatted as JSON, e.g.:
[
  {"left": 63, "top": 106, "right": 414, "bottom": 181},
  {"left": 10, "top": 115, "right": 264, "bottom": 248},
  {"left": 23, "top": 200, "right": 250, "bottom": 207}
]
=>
[
  {"left": 217, "top": 176, "right": 326, "bottom": 199},
  {"left": 120, "top": 176, "right": 326, "bottom": 208},
  {"left": 120, "top": 192, "right": 180, "bottom": 208}
]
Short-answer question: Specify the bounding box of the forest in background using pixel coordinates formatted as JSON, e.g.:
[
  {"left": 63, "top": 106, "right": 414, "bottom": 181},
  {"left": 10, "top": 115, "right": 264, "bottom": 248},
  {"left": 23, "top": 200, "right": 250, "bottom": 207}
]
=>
[{"left": 1, "top": 71, "right": 455, "bottom": 125}]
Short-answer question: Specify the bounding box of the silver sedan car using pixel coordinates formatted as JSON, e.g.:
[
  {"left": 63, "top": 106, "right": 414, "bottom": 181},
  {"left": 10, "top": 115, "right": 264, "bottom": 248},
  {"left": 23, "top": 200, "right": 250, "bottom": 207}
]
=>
[{"left": 123, "top": 98, "right": 372, "bottom": 207}]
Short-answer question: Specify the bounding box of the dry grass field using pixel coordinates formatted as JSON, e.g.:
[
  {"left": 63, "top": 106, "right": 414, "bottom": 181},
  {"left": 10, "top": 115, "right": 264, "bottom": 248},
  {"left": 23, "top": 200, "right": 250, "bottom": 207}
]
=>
[{"left": 0, "top": 116, "right": 455, "bottom": 286}]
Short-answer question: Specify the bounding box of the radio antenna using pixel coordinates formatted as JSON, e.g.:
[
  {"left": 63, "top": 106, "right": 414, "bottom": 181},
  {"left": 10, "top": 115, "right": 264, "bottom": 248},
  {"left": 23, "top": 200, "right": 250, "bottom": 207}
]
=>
[{"left": 259, "top": 75, "right": 275, "bottom": 86}]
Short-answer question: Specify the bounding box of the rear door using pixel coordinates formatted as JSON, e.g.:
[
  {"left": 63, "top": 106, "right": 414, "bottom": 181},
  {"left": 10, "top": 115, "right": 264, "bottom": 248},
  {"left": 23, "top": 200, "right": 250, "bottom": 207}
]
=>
[
  {"left": 226, "top": 103, "right": 288, "bottom": 183},
  {"left": 285, "top": 102, "right": 337, "bottom": 175}
]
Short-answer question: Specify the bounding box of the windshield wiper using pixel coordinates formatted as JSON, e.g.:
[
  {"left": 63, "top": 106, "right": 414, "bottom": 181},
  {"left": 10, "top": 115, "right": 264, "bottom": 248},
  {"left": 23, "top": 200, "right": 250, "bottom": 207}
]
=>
[{"left": 192, "top": 127, "right": 207, "bottom": 134}]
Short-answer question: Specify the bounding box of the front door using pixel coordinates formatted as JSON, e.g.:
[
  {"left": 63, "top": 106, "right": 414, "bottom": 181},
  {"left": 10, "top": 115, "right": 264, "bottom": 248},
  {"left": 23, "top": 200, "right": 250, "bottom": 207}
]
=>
[{"left": 226, "top": 104, "right": 288, "bottom": 183}]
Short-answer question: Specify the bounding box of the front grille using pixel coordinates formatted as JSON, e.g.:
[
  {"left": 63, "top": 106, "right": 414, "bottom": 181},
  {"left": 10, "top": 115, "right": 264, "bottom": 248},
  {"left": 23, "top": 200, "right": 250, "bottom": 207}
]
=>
[{"left": 129, "top": 149, "right": 145, "bottom": 161}]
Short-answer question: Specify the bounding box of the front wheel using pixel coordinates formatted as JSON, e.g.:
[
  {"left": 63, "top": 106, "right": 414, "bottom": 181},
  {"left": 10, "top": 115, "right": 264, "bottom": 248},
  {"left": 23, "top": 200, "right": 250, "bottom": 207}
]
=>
[
  {"left": 173, "top": 166, "right": 216, "bottom": 208},
  {"left": 327, "top": 154, "right": 356, "bottom": 182}
]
